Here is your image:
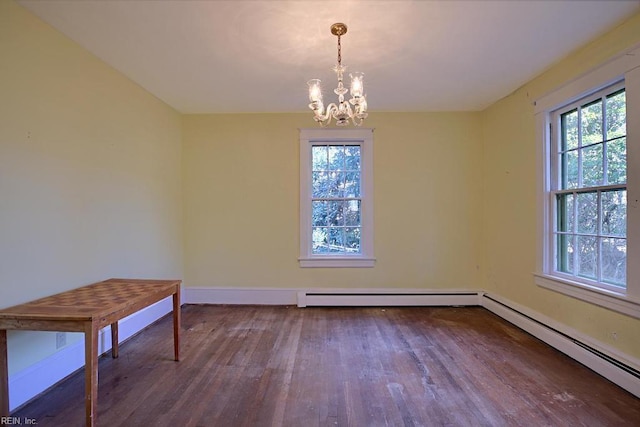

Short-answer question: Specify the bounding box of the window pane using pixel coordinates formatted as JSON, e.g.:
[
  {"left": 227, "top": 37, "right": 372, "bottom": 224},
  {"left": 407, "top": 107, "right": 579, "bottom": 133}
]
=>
[
  {"left": 312, "top": 227, "right": 329, "bottom": 253},
  {"left": 325, "top": 171, "right": 341, "bottom": 198},
  {"left": 582, "top": 143, "right": 603, "bottom": 187},
  {"left": 344, "top": 172, "right": 360, "bottom": 197},
  {"left": 606, "top": 90, "right": 626, "bottom": 140},
  {"left": 312, "top": 172, "right": 329, "bottom": 198},
  {"left": 335, "top": 172, "right": 347, "bottom": 198},
  {"left": 312, "top": 201, "right": 327, "bottom": 226},
  {"left": 607, "top": 137, "right": 626, "bottom": 184},
  {"left": 576, "top": 192, "right": 597, "bottom": 234},
  {"left": 345, "top": 228, "right": 361, "bottom": 253},
  {"left": 344, "top": 200, "right": 361, "bottom": 226},
  {"left": 326, "top": 201, "right": 343, "bottom": 226},
  {"left": 562, "top": 150, "right": 578, "bottom": 189},
  {"left": 601, "top": 190, "right": 626, "bottom": 237},
  {"left": 561, "top": 109, "right": 578, "bottom": 150},
  {"left": 312, "top": 146, "right": 328, "bottom": 170},
  {"left": 328, "top": 227, "right": 344, "bottom": 252},
  {"left": 577, "top": 236, "right": 597, "bottom": 279},
  {"left": 328, "top": 146, "right": 344, "bottom": 170},
  {"left": 345, "top": 146, "right": 361, "bottom": 170},
  {"left": 557, "top": 233, "right": 574, "bottom": 274},
  {"left": 581, "top": 100, "right": 603, "bottom": 145},
  {"left": 556, "top": 193, "right": 574, "bottom": 233},
  {"left": 601, "top": 238, "right": 626, "bottom": 286}
]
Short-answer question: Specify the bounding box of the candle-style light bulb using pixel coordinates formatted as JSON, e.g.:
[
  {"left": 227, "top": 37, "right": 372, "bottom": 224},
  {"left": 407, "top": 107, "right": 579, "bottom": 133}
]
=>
[
  {"left": 350, "top": 72, "right": 364, "bottom": 98},
  {"left": 308, "top": 79, "right": 323, "bottom": 102}
]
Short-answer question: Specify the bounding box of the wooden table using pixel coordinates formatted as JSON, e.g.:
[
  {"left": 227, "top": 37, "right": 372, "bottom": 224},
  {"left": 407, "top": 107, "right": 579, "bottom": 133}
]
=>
[{"left": 0, "top": 278, "right": 181, "bottom": 427}]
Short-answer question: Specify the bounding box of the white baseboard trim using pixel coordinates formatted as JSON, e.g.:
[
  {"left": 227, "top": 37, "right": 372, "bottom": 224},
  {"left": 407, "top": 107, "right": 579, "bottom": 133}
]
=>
[
  {"left": 481, "top": 292, "right": 640, "bottom": 398},
  {"left": 8, "top": 297, "right": 173, "bottom": 411}
]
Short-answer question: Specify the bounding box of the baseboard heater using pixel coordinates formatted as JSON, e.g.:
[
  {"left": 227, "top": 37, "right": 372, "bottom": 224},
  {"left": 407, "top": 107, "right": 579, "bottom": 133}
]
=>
[
  {"left": 482, "top": 293, "right": 640, "bottom": 397},
  {"left": 297, "top": 290, "right": 481, "bottom": 307}
]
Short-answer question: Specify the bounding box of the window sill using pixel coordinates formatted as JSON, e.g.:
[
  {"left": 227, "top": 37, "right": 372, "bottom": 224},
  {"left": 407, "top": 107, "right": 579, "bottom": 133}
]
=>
[
  {"left": 534, "top": 273, "right": 640, "bottom": 319},
  {"left": 299, "top": 257, "right": 376, "bottom": 268}
]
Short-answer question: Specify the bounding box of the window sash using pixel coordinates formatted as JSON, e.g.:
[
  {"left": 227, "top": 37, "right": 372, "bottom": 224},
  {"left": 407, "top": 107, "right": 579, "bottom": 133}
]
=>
[
  {"left": 552, "top": 82, "right": 626, "bottom": 192},
  {"left": 552, "top": 186, "right": 627, "bottom": 289},
  {"left": 549, "top": 82, "right": 627, "bottom": 290}
]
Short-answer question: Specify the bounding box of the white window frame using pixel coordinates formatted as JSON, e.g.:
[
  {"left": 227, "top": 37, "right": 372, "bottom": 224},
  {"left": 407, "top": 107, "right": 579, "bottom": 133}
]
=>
[
  {"left": 299, "top": 128, "right": 375, "bottom": 268},
  {"left": 534, "top": 44, "right": 640, "bottom": 319}
]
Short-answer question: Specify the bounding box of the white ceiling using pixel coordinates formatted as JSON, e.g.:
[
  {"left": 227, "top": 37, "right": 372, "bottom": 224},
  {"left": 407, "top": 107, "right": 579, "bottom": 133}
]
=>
[{"left": 18, "top": 0, "right": 640, "bottom": 113}]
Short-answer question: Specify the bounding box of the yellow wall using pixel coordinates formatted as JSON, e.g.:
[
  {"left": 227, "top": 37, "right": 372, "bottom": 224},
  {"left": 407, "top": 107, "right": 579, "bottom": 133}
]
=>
[
  {"left": 481, "top": 12, "right": 640, "bottom": 359},
  {"left": 0, "top": 1, "right": 183, "bottom": 373},
  {"left": 183, "top": 113, "right": 484, "bottom": 290}
]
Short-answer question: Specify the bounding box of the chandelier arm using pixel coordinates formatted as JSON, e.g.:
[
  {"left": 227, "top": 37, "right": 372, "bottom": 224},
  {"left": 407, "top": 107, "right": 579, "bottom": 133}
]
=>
[
  {"left": 340, "top": 100, "right": 354, "bottom": 118},
  {"left": 351, "top": 115, "right": 365, "bottom": 127},
  {"left": 313, "top": 103, "right": 340, "bottom": 125}
]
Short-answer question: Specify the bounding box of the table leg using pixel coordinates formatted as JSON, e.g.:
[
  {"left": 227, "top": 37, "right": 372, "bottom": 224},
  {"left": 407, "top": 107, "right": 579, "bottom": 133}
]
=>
[
  {"left": 0, "top": 330, "right": 9, "bottom": 420},
  {"left": 110, "top": 322, "right": 119, "bottom": 359},
  {"left": 84, "top": 322, "right": 98, "bottom": 427},
  {"left": 173, "top": 289, "right": 181, "bottom": 361}
]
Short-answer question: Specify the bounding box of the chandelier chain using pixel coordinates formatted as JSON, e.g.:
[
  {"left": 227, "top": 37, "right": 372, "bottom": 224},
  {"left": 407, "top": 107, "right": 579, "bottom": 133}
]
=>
[{"left": 337, "top": 35, "right": 342, "bottom": 66}]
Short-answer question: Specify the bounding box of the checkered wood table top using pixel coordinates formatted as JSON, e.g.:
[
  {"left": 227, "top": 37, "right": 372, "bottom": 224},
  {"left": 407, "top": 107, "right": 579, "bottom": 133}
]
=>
[{"left": 0, "top": 278, "right": 181, "bottom": 322}]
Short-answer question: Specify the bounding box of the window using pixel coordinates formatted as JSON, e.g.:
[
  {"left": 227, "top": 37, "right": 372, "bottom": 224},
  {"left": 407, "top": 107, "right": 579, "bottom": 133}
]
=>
[
  {"left": 534, "top": 45, "right": 640, "bottom": 318},
  {"left": 299, "top": 129, "right": 374, "bottom": 267},
  {"left": 551, "top": 83, "right": 626, "bottom": 291}
]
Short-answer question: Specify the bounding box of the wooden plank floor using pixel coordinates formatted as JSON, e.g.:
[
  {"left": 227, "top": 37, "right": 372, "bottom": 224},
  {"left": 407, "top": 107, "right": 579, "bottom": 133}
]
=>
[{"left": 12, "top": 305, "right": 640, "bottom": 426}]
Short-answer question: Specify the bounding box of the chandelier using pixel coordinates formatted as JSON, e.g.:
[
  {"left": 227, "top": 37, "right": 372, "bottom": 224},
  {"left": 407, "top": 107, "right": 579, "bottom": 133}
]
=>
[{"left": 307, "top": 23, "right": 368, "bottom": 127}]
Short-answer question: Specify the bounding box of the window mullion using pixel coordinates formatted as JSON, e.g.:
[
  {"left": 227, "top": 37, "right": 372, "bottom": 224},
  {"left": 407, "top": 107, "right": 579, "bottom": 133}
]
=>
[
  {"left": 577, "top": 106, "right": 583, "bottom": 188},
  {"left": 572, "top": 191, "right": 578, "bottom": 278},
  {"left": 602, "top": 95, "right": 609, "bottom": 186},
  {"left": 554, "top": 183, "right": 625, "bottom": 195},
  {"left": 597, "top": 190, "right": 603, "bottom": 283}
]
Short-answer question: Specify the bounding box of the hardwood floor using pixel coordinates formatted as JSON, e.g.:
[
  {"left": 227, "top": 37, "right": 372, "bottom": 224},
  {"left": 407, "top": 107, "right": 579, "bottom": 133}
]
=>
[{"left": 13, "top": 305, "right": 640, "bottom": 426}]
